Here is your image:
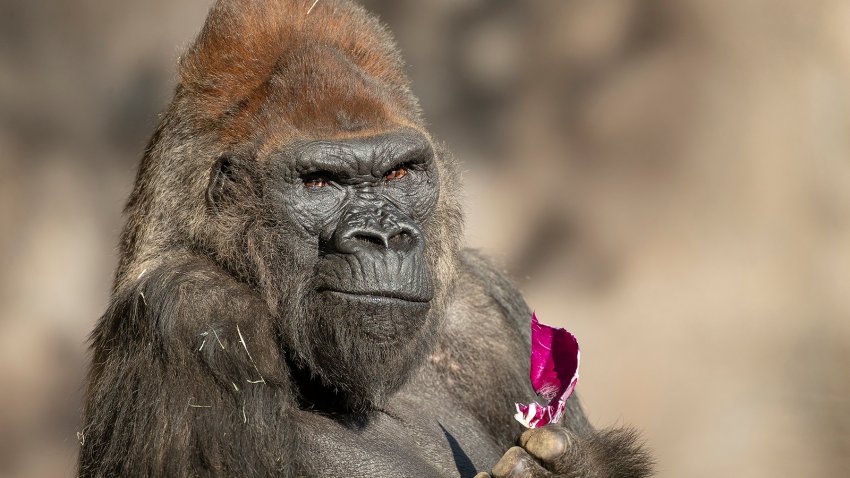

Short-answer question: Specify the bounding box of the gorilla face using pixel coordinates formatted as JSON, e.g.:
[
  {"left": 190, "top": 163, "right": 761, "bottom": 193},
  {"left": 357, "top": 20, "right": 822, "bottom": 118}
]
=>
[{"left": 207, "top": 127, "right": 442, "bottom": 411}]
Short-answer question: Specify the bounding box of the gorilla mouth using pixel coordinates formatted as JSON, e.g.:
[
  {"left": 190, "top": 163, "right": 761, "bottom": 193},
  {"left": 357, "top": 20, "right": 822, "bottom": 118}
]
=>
[{"left": 319, "top": 288, "right": 432, "bottom": 304}]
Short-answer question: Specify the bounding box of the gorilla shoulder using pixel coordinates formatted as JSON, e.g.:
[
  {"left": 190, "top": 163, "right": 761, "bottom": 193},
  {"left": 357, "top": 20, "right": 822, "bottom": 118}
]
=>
[{"left": 456, "top": 249, "right": 533, "bottom": 336}]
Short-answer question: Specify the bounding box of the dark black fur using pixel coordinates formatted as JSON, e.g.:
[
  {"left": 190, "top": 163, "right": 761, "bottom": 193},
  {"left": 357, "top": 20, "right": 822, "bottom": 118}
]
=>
[{"left": 78, "top": 1, "right": 653, "bottom": 476}]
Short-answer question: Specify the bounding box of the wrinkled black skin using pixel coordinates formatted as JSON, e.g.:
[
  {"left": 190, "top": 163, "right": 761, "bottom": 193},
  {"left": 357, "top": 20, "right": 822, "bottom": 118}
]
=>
[{"left": 77, "top": 1, "right": 653, "bottom": 477}]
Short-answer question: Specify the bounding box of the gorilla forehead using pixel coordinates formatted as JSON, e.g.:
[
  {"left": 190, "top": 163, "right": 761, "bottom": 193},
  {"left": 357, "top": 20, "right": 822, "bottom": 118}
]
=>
[
  {"left": 225, "top": 45, "right": 420, "bottom": 149},
  {"left": 267, "top": 45, "right": 411, "bottom": 129}
]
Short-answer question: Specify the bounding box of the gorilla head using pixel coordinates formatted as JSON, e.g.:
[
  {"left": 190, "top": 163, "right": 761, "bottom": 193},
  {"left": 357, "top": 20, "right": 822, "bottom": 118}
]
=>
[{"left": 120, "top": 0, "right": 462, "bottom": 412}]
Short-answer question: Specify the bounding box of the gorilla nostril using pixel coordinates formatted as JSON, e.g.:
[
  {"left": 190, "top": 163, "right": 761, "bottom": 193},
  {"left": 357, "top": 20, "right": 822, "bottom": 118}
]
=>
[
  {"left": 351, "top": 231, "right": 387, "bottom": 248},
  {"left": 388, "top": 231, "right": 414, "bottom": 250},
  {"left": 341, "top": 228, "right": 417, "bottom": 252}
]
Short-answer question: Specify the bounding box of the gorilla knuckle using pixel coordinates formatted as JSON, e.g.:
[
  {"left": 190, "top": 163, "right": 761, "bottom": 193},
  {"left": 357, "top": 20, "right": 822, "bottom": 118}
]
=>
[
  {"left": 492, "top": 446, "right": 534, "bottom": 478},
  {"left": 520, "top": 427, "right": 570, "bottom": 463}
]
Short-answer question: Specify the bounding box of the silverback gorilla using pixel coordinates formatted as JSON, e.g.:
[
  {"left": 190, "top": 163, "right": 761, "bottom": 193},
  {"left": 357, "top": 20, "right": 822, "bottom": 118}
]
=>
[{"left": 78, "top": 1, "right": 652, "bottom": 476}]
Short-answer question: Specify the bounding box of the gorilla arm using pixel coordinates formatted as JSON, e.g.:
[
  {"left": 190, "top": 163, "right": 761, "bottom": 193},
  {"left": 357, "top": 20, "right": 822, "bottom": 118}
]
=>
[
  {"left": 77, "top": 254, "right": 299, "bottom": 477},
  {"left": 455, "top": 252, "right": 653, "bottom": 478}
]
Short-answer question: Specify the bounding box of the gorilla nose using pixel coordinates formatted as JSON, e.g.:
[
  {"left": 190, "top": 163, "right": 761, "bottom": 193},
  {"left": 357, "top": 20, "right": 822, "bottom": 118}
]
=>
[{"left": 336, "top": 223, "right": 419, "bottom": 254}]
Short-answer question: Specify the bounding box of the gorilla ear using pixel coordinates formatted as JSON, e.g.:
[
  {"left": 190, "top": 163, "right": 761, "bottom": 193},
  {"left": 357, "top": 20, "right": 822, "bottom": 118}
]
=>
[{"left": 206, "top": 156, "right": 236, "bottom": 212}]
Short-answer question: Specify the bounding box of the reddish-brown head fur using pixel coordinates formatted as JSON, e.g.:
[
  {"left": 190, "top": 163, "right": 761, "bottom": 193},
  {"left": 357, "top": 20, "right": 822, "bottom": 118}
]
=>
[{"left": 177, "top": 0, "right": 421, "bottom": 146}]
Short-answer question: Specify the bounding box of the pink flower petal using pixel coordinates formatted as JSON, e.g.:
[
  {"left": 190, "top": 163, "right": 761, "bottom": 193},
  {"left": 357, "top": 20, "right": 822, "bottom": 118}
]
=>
[{"left": 514, "top": 312, "right": 580, "bottom": 428}]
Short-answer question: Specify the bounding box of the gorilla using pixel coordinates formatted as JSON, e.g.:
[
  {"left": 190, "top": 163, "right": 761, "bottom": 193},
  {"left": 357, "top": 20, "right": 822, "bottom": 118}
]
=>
[{"left": 77, "top": 1, "right": 652, "bottom": 476}]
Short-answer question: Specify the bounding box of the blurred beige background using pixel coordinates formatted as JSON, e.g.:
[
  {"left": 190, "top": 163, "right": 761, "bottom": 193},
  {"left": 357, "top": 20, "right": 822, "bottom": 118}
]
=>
[{"left": 1, "top": 0, "right": 849, "bottom": 477}]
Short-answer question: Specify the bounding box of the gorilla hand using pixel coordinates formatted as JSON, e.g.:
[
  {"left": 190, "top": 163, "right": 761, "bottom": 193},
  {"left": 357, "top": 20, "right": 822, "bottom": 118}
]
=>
[{"left": 476, "top": 426, "right": 653, "bottom": 478}]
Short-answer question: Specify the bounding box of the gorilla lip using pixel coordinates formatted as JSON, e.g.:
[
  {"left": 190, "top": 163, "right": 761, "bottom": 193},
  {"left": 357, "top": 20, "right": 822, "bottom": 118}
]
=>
[
  {"left": 321, "top": 288, "right": 433, "bottom": 304},
  {"left": 515, "top": 312, "right": 581, "bottom": 429}
]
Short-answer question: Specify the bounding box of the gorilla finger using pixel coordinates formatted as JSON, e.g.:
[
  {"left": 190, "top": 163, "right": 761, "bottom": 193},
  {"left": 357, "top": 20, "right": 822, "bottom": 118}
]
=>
[
  {"left": 521, "top": 427, "right": 595, "bottom": 475},
  {"left": 490, "top": 446, "right": 555, "bottom": 478},
  {"left": 519, "top": 426, "right": 571, "bottom": 463}
]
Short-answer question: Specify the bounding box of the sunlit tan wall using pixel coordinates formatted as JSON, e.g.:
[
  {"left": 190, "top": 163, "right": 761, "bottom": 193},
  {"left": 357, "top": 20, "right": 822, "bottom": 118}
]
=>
[{"left": 1, "top": 1, "right": 848, "bottom": 477}]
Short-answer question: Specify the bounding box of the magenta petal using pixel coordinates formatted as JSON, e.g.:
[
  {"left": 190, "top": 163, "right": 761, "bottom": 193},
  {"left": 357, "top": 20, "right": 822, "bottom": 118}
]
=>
[
  {"left": 514, "top": 312, "right": 580, "bottom": 428},
  {"left": 528, "top": 312, "right": 580, "bottom": 400}
]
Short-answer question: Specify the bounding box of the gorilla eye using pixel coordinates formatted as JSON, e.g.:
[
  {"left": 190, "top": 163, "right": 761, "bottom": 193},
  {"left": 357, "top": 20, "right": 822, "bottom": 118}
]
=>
[
  {"left": 385, "top": 165, "right": 408, "bottom": 181},
  {"left": 302, "top": 174, "right": 332, "bottom": 188}
]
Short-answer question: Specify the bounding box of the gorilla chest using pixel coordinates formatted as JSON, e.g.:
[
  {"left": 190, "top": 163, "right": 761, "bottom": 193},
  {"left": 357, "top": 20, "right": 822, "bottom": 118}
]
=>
[{"left": 296, "top": 396, "right": 504, "bottom": 477}]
